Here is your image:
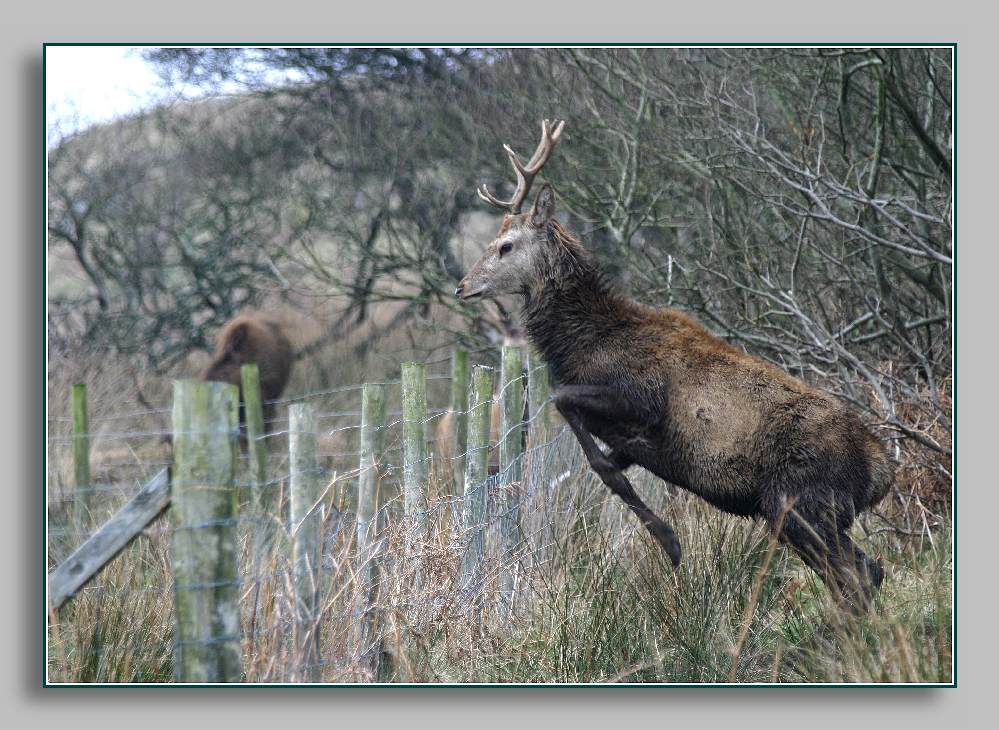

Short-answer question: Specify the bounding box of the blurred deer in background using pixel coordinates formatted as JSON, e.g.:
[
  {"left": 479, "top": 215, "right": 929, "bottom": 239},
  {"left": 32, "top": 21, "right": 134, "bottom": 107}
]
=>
[
  {"left": 202, "top": 312, "right": 294, "bottom": 437},
  {"left": 456, "top": 119, "right": 893, "bottom": 610}
]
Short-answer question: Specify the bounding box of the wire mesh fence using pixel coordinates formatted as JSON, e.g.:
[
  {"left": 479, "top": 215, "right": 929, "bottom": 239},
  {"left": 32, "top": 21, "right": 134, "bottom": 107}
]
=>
[
  {"left": 45, "top": 345, "right": 954, "bottom": 686},
  {"left": 46, "top": 347, "right": 658, "bottom": 684}
]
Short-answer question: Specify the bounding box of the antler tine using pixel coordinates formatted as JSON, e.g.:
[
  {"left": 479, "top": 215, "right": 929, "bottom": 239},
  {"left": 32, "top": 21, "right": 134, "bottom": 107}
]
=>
[
  {"left": 477, "top": 183, "right": 515, "bottom": 209},
  {"left": 478, "top": 119, "right": 566, "bottom": 214},
  {"left": 503, "top": 144, "right": 530, "bottom": 213},
  {"left": 524, "top": 118, "right": 565, "bottom": 172},
  {"left": 507, "top": 119, "right": 565, "bottom": 176}
]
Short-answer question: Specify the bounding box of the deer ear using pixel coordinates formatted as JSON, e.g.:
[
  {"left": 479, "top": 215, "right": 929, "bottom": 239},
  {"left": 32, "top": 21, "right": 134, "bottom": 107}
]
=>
[{"left": 529, "top": 183, "right": 556, "bottom": 228}]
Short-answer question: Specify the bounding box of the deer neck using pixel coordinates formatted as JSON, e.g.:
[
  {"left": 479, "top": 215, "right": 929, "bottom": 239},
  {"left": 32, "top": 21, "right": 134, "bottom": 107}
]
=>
[{"left": 521, "top": 252, "right": 630, "bottom": 386}]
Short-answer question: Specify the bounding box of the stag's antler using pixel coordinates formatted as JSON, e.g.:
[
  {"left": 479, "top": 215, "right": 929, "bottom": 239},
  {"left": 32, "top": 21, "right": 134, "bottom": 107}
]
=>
[{"left": 477, "top": 119, "right": 565, "bottom": 214}]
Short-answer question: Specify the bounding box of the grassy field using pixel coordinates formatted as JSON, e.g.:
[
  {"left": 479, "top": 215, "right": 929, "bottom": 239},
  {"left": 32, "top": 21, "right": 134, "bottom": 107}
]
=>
[
  {"left": 46, "top": 347, "right": 953, "bottom": 684},
  {"left": 44, "top": 283, "right": 952, "bottom": 686}
]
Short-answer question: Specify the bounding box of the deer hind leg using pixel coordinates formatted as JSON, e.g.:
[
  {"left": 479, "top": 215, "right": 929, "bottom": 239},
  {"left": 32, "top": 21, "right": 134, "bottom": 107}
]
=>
[
  {"left": 554, "top": 385, "right": 681, "bottom": 567},
  {"left": 764, "top": 493, "right": 882, "bottom": 612}
]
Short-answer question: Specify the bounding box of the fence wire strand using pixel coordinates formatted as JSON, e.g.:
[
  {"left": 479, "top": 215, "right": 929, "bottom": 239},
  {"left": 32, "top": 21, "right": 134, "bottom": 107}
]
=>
[{"left": 48, "top": 354, "right": 660, "bottom": 684}]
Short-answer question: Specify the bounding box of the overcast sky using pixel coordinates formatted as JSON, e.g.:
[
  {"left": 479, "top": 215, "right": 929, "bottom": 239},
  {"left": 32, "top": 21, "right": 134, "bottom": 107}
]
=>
[
  {"left": 45, "top": 46, "right": 311, "bottom": 148},
  {"left": 45, "top": 46, "right": 171, "bottom": 144}
]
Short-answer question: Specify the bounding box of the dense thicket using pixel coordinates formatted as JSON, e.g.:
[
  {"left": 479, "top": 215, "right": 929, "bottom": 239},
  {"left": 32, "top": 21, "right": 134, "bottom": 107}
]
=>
[{"left": 47, "top": 47, "right": 952, "bottom": 513}]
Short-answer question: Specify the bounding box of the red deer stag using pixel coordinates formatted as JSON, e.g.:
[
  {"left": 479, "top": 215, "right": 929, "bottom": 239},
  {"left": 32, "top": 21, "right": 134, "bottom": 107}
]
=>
[
  {"left": 202, "top": 312, "right": 294, "bottom": 437},
  {"left": 455, "top": 120, "right": 893, "bottom": 609}
]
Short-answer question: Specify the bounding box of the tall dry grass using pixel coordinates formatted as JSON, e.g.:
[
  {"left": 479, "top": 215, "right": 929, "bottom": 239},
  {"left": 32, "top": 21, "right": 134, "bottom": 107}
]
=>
[
  {"left": 46, "top": 305, "right": 951, "bottom": 685},
  {"left": 47, "top": 414, "right": 952, "bottom": 684}
]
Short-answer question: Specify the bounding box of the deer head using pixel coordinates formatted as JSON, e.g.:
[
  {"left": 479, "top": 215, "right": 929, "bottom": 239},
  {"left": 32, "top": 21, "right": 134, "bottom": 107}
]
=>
[{"left": 456, "top": 119, "right": 566, "bottom": 302}]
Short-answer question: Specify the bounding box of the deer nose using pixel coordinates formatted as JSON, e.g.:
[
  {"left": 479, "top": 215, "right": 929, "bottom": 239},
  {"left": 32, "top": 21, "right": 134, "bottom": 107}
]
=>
[{"left": 454, "top": 284, "right": 464, "bottom": 297}]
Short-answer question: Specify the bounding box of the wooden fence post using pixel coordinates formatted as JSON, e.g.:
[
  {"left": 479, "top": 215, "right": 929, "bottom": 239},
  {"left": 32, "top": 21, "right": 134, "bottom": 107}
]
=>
[
  {"left": 240, "top": 363, "right": 270, "bottom": 512},
  {"left": 460, "top": 365, "right": 494, "bottom": 593},
  {"left": 71, "top": 383, "right": 91, "bottom": 520},
  {"left": 354, "top": 382, "right": 387, "bottom": 676},
  {"left": 524, "top": 349, "right": 554, "bottom": 567},
  {"left": 527, "top": 349, "right": 551, "bottom": 447},
  {"left": 498, "top": 346, "right": 525, "bottom": 609},
  {"left": 170, "top": 379, "right": 242, "bottom": 683},
  {"left": 401, "top": 362, "right": 428, "bottom": 556},
  {"left": 289, "top": 403, "right": 322, "bottom": 682},
  {"left": 241, "top": 363, "right": 282, "bottom": 575},
  {"left": 450, "top": 349, "right": 469, "bottom": 497}
]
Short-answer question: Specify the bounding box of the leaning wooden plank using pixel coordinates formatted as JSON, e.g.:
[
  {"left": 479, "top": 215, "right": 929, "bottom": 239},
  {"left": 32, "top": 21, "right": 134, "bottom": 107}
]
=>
[{"left": 48, "top": 467, "right": 170, "bottom": 611}]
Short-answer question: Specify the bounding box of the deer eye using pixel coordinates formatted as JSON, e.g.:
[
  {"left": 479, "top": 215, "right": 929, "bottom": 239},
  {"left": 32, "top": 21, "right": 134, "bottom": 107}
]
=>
[{"left": 499, "top": 242, "right": 513, "bottom": 257}]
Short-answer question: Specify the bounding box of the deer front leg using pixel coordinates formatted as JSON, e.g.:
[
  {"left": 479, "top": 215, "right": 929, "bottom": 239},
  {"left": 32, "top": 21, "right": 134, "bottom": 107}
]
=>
[{"left": 554, "top": 385, "right": 681, "bottom": 567}]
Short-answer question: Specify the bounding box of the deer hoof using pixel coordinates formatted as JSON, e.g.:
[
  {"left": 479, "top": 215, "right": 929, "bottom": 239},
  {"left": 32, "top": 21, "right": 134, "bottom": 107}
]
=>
[
  {"left": 667, "top": 539, "right": 682, "bottom": 568},
  {"left": 648, "top": 522, "right": 681, "bottom": 567}
]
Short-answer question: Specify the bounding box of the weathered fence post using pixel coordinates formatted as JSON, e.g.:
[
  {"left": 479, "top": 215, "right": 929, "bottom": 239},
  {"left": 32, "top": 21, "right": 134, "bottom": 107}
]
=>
[
  {"left": 460, "top": 365, "right": 494, "bottom": 594},
  {"left": 524, "top": 349, "right": 554, "bottom": 567},
  {"left": 289, "top": 403, "right": 322, "bottom": 682},
  {"left": 450, "top": 349, "right": 469, "bottom": 496},
  {"left": 498, "top": 346, "right": 525, "bottom": 611},
  {"left": 354, "top": 382, "right": 387, "bottom": 677},
  {"left": 170, "top": 379, "right": 242, "bottom": 683},
  {"left": 241, "top": 362, "right": 281, "bottom": 578},
  {"left": 71, "top": 383, "right": 91, "bottom": 520},
  {"left": 240, "top": 363, "right": 270, "bottom": 511},
  {"left": 527, "top": 349, "right": 551, "bottom": 447},
  {"left": 401, "top": 362, "right": 428, "bottom": 560}
]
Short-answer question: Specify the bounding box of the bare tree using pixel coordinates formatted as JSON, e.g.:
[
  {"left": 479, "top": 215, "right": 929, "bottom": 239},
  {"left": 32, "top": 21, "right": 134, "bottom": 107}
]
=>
[
  {"left": 48, "top": 96, "right": 308, "bottom": 368},
  {"left": 50, "top": 47, "right": 951, "bottom": 523}
]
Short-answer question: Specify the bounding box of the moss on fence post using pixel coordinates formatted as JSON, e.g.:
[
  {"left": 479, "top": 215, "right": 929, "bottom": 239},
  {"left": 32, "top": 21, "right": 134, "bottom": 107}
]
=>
[
  {"left": 170, "top": 379, "right": 243, "bottom": 683},
  {"left": 401, "top": 362, "right": 428, "bottom": 556},
  {"left": 461, "top": 365, "right": 494, "bottom": 595},
  {"left": 71, "top": 383, "right": 91, "bottom": 521},
  {"left": 450, "top": 349, "right": 469, "bottom": 497},
  {"left": 498, "top": 346, "right": 525, "bottom": 612},
  {"left": 526, "top": 349, "right": 551, "bottom": 448},
  {"left": 354, "top": 382, "right": 387, "bottom": 678},
  {"left": 524, "top": 349, "right": 554, "bottom": 569},
  {"left": 289, "top": 402, "right": 321, "bottom": 682},
  {"left": 240, "top": 363, "right": 269, "bottom": 511}
]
